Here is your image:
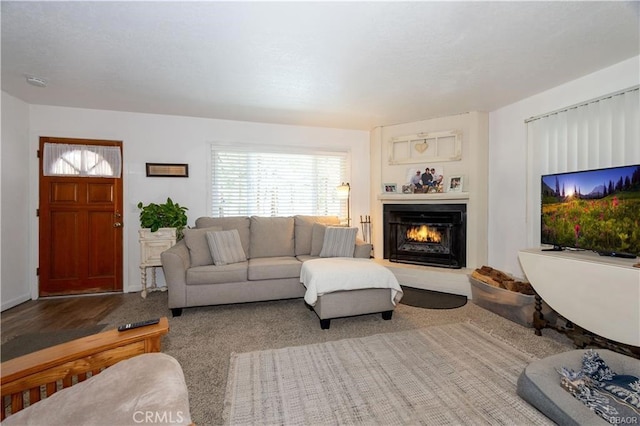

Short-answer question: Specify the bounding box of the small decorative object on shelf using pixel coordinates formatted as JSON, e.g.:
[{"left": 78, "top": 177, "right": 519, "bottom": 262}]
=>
[
  {"left": 383, "top": 183, "right": 397, "bottom": 193},
  {"left": 388, "top": 130, "right": 462, "bottom": 164},
  {"left": 447, "top": 175, "right": 463, "bottom": 192}
]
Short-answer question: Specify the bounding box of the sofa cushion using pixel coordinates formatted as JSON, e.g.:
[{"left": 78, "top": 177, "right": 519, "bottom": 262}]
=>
[
  {"left": 296, "top": 254, "right": 319, "bottom": 262},
  {"left": 206, "top": 229, "right": 247, "bottom": 266},
  {"left": 294, "top": 215, "right": 340, "bottom": 255},
  {"left": 320, "top": 227, "right": 358, "bottom": 258},
  {"left": 248, "top": 257, "right": 302, "bottom": 280},
  {"left": 249, "top": 216, "right": 295, "bottom": 258},
  {"left": 310, "top": 223, "right": 328, "bottom": 256},
  {"left": 182, "top": 226, "right": 222, "bottom": 266},
  {"left": 186, "top": 262, "right": 248, "bottom": 285},
  {"left": 195, "top": 216, "right": 250, "bottom": 257}
]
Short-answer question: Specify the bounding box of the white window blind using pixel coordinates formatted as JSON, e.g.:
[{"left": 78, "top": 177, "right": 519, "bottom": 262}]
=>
[
  {"left": 210, "top": 146, "right": 349, "bottom": 218},
  {"left": 43, "top": 143, "right": 122, "bottom": 177}
]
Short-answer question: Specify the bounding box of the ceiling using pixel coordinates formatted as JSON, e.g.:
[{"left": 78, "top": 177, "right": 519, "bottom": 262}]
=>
[{"left": 2, "top": 1, "right": 639, "bottom": 131}]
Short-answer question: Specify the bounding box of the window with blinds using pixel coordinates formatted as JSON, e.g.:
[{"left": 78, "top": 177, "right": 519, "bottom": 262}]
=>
[{"left": 210, "top": 146, "right": 349, "bottom": 218}]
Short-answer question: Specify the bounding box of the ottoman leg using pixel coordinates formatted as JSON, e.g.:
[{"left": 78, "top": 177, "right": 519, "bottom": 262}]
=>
[
  {"left": 320, "top": 319, "right": 331, "bottom": 330},
  {"left": 382, "top": 310, "right": 393, "bottom": 321}
]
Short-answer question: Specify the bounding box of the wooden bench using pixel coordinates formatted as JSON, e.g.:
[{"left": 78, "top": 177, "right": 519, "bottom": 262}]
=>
[{"left": 1, "top": 317, "right": 169, "bottom": 420}]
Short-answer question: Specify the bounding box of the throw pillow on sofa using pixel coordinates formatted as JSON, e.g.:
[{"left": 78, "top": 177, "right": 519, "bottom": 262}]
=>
[
  {"left": 206, "top": 229, "right": 247, "bottom": 266},
  {"left": 320, "top": 227, "right": 358, "bottom": 258},
  {"left": 310, "top": 223, "right": 328, "bottom": 256},
  {"left": 294, "top": 215, "right": 340, "bottom": 255},
  {"left": 183, "top": 226, "right": 222, "bottom": 266}
]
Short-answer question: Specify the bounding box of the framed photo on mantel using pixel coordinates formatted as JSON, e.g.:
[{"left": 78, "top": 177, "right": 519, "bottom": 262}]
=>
[
  {"left": 448, "top": 175, "right": 463, "bottom": 192},
  {"left": 383, "top": 183, "right": 397, "bottom": 193}
]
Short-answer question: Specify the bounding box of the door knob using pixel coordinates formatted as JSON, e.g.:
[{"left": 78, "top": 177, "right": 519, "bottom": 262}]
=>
[{"left": 113, "top": 222, "right": 123, "bottom": 228}]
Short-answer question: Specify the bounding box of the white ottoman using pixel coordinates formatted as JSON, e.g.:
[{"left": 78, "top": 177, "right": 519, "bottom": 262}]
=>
[{"left": 300, "top": 258, "right": 403, "bottom": 329}]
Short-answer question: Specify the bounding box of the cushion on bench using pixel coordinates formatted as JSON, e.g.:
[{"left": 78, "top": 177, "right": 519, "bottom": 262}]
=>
[{"left": 3, "top": 353, "right": 191, "bottom": 426}]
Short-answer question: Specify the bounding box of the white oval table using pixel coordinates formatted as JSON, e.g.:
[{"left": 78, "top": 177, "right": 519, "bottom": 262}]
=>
[{"left": 518, "top": 248, "right": 640, "bottom": 347}]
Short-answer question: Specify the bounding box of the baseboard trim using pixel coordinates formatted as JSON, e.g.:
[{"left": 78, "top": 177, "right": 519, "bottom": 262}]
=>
[{"left": 1, "top": 293, "right": 32, "bottom": 312}]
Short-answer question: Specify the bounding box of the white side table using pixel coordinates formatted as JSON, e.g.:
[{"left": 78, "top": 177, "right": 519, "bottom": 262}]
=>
[{"left": 139, "top": 228, "right": 177, "bottom": 298}]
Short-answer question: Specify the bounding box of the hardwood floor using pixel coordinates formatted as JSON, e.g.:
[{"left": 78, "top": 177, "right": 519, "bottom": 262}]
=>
[{"left": 1, "top": 293, "right": 127, "bottom": 342}]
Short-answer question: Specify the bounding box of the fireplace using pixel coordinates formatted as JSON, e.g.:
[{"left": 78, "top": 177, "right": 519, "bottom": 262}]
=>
[{"left": 383, "top": 204, "right": 466, "bottom": 268}]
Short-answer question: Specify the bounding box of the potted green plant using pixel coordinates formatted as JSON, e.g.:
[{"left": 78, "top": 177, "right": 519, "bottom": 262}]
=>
[{"left": 137, "top": 197, "right": 188, "bottom": 240}]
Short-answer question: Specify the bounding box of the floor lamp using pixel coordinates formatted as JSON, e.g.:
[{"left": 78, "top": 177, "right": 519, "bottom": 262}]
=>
[{"left": 336, "top": 182, "right": 351, "bottom": 226}]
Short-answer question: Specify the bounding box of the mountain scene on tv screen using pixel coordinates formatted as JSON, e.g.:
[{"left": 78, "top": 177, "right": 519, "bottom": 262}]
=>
[{"left": 541, "top": 165, "right": 640, "bottom": 256}]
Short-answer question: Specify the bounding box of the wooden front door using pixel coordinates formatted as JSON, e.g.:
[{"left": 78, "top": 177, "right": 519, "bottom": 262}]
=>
[{"left": 39, "top": 137, "right": 123, "bottom": 296}]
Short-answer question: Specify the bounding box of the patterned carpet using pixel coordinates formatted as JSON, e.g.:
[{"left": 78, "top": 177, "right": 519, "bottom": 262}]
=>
[
  {"left": 100, "top": 292, "right": 573, "bottom": 425},
  {"left": 224, "top": 322, "right": 553, "bottom": 425}
]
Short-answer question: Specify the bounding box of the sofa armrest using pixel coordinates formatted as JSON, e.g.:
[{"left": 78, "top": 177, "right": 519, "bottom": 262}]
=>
[
  {"left": 354, "top": 238, "right": 373, "bottom": 259},
  {"left": 161, "top": 240, "right": 190, "bottom": 309}
]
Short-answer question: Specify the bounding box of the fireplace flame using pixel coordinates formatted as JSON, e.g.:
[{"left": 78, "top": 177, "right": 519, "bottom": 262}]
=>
[{"left": 406, "top": 225, "right": 441, "bottom": 243}]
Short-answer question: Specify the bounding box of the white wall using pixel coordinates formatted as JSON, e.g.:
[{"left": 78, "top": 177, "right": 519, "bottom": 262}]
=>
[
  {"left": 488, "top": 56, "right": 640, "bottom": 278},
  {"left": 1, "top": 92, "right": 31, "bottom": 310},
  {"left": 26, "top": 106, "right": 370, "bottom": 296}
]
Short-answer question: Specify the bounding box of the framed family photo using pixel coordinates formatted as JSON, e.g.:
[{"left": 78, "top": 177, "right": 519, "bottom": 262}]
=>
[
  {"left": 448, "top": 175, "right": 463, "bottom": 192},
  {"left": 383, "top": 183, "right": 397, "bottom": 193}
]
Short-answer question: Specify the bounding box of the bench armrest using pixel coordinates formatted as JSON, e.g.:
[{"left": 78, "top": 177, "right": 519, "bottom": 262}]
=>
[{"left": 1, "top": 317, "right": 169, "bottom": 420}]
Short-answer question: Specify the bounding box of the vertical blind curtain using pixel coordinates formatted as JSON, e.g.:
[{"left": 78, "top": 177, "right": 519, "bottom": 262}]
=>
[
  {"left": 525, "top": 86, "right": 640, "bottom": 246},
  {"left": 210, "top": 146, "right": 348, "bottom": 218},
  {"left": 43, "top": 143, "right": 122, "bottom": 177}
]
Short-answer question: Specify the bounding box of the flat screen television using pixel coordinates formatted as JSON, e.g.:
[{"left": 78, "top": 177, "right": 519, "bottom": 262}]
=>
[{"left": 541, "top": 164, "right": 640, "bottom": 258}]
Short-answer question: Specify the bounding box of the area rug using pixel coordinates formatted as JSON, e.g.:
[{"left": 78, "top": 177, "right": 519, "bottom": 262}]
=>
[
  {"left": 1, "top": 325, "right": 106, "bottom": 362},
  {"left": 223, "top": 322, "right": 551, "bottom": 425},
  {"left": 400, "top": 285, "right": 467, "bottom": 309}
]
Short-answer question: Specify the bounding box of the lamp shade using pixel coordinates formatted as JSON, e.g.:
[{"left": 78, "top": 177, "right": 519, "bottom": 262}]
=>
[
  {"left": 336, "top": 182, "right": 350, "bottom": 199},
  {"left": 336, "top": 182, "right": 351, "bottom": 225}
]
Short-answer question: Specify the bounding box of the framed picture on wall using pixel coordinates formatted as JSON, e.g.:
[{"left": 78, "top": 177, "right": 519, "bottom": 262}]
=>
[
  {"left": 146, "top": 163, "right": 189, "bottom": 177},
  {"left": 448, "top": 175, "right": 463, "bottom": 192},
  {"left": 383, "top": 183, "right": 397, "bottom": 193}
]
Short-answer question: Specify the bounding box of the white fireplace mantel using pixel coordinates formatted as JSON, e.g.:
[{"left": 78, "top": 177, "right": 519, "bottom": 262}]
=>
[{"left": 377, "top": 192, "right": 470, "bottom": 202}]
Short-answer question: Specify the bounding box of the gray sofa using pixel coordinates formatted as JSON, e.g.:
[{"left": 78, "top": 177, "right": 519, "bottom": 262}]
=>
[{"left": 161, "top": 215, "right": 372, "bottom": 316}]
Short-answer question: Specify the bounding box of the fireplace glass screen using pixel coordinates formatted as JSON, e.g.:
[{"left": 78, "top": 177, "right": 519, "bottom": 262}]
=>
[{"left": 384, "top": 204, "right": 466, "bottom": 269}]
